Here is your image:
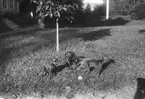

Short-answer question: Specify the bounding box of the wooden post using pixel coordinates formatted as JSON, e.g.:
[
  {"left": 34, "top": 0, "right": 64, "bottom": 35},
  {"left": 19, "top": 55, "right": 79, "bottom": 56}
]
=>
[{"left": 56, "top": 18, "right": 59, "bottom": 52}]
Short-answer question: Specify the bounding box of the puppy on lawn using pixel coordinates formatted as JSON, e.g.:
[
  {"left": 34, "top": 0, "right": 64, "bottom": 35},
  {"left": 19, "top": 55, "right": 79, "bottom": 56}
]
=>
[
  {"left": 76, "top": 55, "right": 107, "bottom": 74},
  {"left": 64, "top": 51, "right": 80, "bottom": 69},
  {"left": 42, "top": 57, "right": 58, "bottom": 76}
]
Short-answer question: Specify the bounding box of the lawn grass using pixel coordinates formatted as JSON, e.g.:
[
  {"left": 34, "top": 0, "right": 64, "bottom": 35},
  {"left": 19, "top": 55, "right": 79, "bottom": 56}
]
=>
[{"left": 0, "top": 21, "right": 145, "bottom": 99}]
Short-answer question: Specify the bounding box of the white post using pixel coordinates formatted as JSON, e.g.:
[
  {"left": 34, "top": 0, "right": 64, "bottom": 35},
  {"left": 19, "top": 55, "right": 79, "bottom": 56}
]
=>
[
  {"left": 56, "top": 18, "right": 59, "bottom": 52},
  {"left": 106, "top": 0, "right": 109, "bottom": 20}
]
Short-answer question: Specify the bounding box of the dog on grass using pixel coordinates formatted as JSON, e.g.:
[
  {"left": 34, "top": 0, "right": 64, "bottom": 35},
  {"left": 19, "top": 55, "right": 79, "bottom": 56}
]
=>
[
  {"left": 42, "top": 51, "right": 79, "bottom": 77},
  {"left": 76, "top": 57, "right": 105, "bottom": 74},
  {"left": 76, "top": 55, "right": 115, "bottom": 75},
  {"left": 42, "top": 58, "right": 58, "bottom": 76},
  {"left": 41, "top": 51, "right": 115, "bottom": 78},
  {"left": 64, "top": 51, "right": 80, "bottom": 69}
]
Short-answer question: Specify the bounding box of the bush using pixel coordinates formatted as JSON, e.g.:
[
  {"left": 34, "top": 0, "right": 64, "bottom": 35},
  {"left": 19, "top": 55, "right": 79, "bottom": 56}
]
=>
[{"left": 131, "top": 3, "right": 145, "bottom": 20}]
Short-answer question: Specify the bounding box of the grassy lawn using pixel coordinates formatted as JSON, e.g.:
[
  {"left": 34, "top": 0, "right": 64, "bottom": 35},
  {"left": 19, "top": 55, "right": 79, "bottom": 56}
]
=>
[{"left": 1, "top": 21, "right": 145, "bottom": 99}]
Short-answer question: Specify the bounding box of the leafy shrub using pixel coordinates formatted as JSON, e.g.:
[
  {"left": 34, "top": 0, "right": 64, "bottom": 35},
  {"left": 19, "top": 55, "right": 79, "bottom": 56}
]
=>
[{"left": 131, "top": 3, "right": 145, "bottom": 20}]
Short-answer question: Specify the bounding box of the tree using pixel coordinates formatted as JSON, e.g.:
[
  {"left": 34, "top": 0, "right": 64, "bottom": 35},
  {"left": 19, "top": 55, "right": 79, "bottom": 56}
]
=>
[
  {"left": 84, "top": 3, "right": 92, "bottom": 25},
  {"left": 71, "top": 0, "right": 84, "bottom": 25},
  {"left": 109, "top": 0, "right": 145, "bottom": 16},
  {"left": 131, "top": 2, "right": 145, "bottom": 19},
  {"left": 109, "top": 0, "right": 124, "bottom": 15},
  {"left": 92, "top": 5, "right": 105, "bottom": 21},
  {"left": 83, "top": 4, "right": 105, "bottom": 26},
  {"left": 31, "top": 0, "right": 81, "bottom": 52}
]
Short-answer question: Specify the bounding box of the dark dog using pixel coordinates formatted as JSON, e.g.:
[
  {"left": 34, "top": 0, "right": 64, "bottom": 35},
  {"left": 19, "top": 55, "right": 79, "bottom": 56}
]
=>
[
  {"left": 64, "top": 51, "right": 80, "bottom": 69},
  {"left": 42, "top": 58, "right": 58, "bottom": 76},
  {"left": 42, "top": 55, "right": 75, "bottom": 77}
]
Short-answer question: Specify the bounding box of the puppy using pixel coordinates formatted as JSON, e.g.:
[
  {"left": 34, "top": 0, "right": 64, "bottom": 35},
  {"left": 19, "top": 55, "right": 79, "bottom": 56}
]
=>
[
  {"left": 76, "top": 56, "right": 106, "bottom": 74},
  {"left": 42, "top": 58, "right": 58, "bottom": 76},
  {"left": 65, "top": 51, "right": 80, "bottom": 69}
]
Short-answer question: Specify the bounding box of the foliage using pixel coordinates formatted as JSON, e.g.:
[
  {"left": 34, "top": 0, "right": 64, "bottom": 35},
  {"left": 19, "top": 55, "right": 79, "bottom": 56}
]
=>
[
  {"left": 83, "top": 4, "right": 105, "bottom": 26},
  {"left": 109, "top": 0, "right": 130, "bottom": 15},
  {"left": 110, "top": 0, "right": 145, "bottom": 20},
  {"left": 70, "top": 0, "right": 84, "bottom": 25},
  {"left": 91, "top": 5, "right": 105, "bottom": 21},
  {"left": 83, "top": 3, "right": 92, "bottom": 25},
  {"left": 31, "top": 0, "right": 80, "bottom": 22},
  {"left": 131, "top": 2, "right": 145, "bottom": 20}
]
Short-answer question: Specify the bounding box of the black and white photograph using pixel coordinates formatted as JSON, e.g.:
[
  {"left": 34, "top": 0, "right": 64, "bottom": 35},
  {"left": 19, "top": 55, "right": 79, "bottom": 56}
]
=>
[{"left": 0, "top": 0, "right": 145, "bottom": 99}]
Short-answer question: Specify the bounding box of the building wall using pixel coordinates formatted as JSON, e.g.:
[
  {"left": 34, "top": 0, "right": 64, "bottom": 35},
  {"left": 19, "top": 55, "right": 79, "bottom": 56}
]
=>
[{"left": 0, "top": 0, "right": 19, "bottom": 14}]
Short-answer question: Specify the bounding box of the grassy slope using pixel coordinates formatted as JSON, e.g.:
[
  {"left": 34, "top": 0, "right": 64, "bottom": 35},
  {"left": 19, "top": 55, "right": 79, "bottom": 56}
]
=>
[{"left": 0, "top": 21, "right": 145, "bottom": 98}]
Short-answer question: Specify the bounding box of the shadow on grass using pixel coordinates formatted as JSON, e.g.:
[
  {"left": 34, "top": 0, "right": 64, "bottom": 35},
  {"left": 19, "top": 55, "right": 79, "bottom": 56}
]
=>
[
  {"left": 0, "top": 44, "right": 39, "bottom": 75},
  {"left": 0, "top": 48, "right": 11, "bottom": 75},
  {"left": 41, "top": 28, "right": 111, "bottom": 42},
  {"left": 65, "top": 17, "right": 130, "bottom": 28},
  {"left": 0, "top": 38, "right": 54, "bottom": 77},
  {"left": 0, "top": 42, "right": 55, "bottom": 93},
  {"left": 0, "top": 27, "right": 56, "bottom": 73},
  {"left": 77, "top": 29, "right": 111, "bottom": 41},
  {"left": 0, "top": 47, "right": 21, "bottom": 92},
  {"left": 139, "top": 30, "right": 145, "bottom": 35},
  {"left": 0, "top": 28, "right": 41, "bottom": 39},
  {"left": 99, "top": 59, "right": 115, "bottom": 76},
  {"left": 103, "top": 17, "right": 130, "bottom": 26},
  {"left": 133, "top": 78, "right": 145, "bottom": 99},
  {"left": 59, "top": 28, "right": 78, "bottom": 34},
  {"left": 0, "top": 21, "right": 12, "bottom": 33},
  {"left": 51, "top": 64, "right": 68, "bottom": 76}
]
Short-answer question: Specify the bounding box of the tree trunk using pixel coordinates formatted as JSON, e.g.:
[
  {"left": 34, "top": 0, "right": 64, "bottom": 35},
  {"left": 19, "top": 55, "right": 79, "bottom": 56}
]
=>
[{"left": 38, "top": 18, "right": 45, "bottom": 29}]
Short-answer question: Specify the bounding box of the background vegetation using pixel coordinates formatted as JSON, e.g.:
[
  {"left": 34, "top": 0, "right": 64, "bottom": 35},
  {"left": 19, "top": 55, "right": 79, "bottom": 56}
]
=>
[{"left": 29, "top": 0, "right": 145, "bottom": 27}]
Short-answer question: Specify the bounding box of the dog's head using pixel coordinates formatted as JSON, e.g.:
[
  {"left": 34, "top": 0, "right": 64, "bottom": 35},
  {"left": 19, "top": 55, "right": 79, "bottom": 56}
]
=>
[{"left": 65, "top": 51, "right": 76, "bottom": 62}]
